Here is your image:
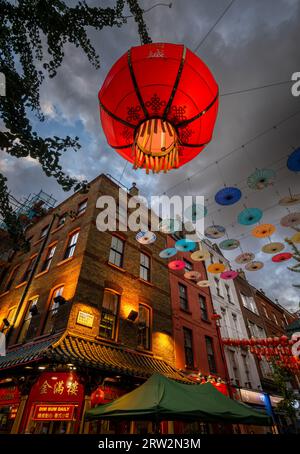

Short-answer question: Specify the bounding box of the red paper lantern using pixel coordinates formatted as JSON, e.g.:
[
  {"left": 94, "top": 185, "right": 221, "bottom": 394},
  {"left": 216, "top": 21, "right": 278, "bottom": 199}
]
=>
[{"left": 99, "top": 43, "right": 219, "bottom": 173}]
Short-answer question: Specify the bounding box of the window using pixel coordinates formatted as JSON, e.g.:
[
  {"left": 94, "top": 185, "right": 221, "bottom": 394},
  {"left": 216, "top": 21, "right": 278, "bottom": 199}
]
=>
[
  {"left": 2, "top": 307, "right": 16, "bottom": 335},
  {"left": 184, "top": 259, "right": 193, "bottom": 272},
  {"left": 231, "top": 313, "right": 240, "bottom": 338},
  {"left": 225, "top": 284, "right": 232, "bottom": 303},
  {"left": 229, "top": 350, "right": 240, "bottom": 386},
  {"left": 3, "top": 266, "right": 19, "bottom": 292},
  {"left": 221, "top": 308, "right": 229, "bottom": 337},
  {"left": 18, "top": 297, "right": 38, "bottom": 343},
  {"left": 63, "top": 231, "right": 79, "bottom": 260},
  {"left": 41, "top": 244, "right": 56, "bottom": 272},
  {"left": 272, "top": 313, "right": 279, "bottom": 325},
  {"left": 43, "top": 286, "right": 64, "bottom": 335},
  {"left": 77, "top": 200, "right": 87, "bottom": 216},
  {"left": 140, "top": 253, "right": 150, "bottom": 282},
  {"left": 0, "top": 267, "right": 9, "bottom": 289},
  {"left": 261, "top": 304, "right": 270, "bottom": 319},
  {"left": 21, "top": 255, "right": 36, "bottom": 282},
  {"left": 57, "top": 214, "right": 66, "bottom": 227},
  {"left": 241, "top": 293, "right": 258, "bottom": 314},
  {"left": 242, "top": 354, "right": 252, "bottom": 388},
  {"left": 183, "top": 327, "right": 194, "bottom": 368},
  {"left": 214, "top": 278, "right": 222, "bottom": 297},
  {"left": 248, "top": 321, "right": 266, "bottom": 338},
  {"left": 40, "top": 225, "right": 49, "bottom": 239},
  {"left": 259, "top": 357, "right": 273, "bottom": 378},
  {"left": 179, "top": 284, "right": 188, "bottom": 311},
  {"left": 99, "top": 290, "right": 119, "bottom": 340},
  {"left": 283, "top": 313, "right": 288, "bottom": 325},
  {"left": 138, "top": 304, "right": 151, "bottom": 350},
  {"left": 199, "top": 295, "right": 208, "bottom": 321},
  {"left": 205, "top": 336, "right": 217, "bottom": 374},
  {"left": 109, "top": 236, "right": 124, "bottom": 267}
]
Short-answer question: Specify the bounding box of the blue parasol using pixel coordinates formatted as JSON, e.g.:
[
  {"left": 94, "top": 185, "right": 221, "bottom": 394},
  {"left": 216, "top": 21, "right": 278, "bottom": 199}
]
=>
[
  {"left": 287, "top": 147, "right": 300, "bottom": 172},
  {"left": 215, "top": 187, "right": 242, "bottom": 206},
  {"left": 219, "top": 239, "right": 240, "bottom": 250},
  {"left": 159, "top": 248, "right": 178, "bottom": 259},
  {"left": 238, "top": 208, "right": 263, "bottom": 225},
  {"left": 184, "top": 203, "right": 207, "bottom": 222},
  {"left": 175, "top": 238, "right": 197, "bottom": 252}
]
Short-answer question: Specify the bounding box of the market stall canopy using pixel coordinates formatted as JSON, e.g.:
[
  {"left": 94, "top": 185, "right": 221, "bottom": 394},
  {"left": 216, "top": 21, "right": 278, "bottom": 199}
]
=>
[{"left": 85, "top": 374, "right": 271, "bottom": 425}]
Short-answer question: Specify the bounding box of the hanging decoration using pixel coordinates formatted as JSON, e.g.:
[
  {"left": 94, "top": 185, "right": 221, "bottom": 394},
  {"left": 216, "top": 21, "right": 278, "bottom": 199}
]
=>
[
  {"left": 245, "top": 261, "right": 264, "bottom": 271},
  {"left": 175, "top": 238, "right": 197, "bottom": 252},
  {"left": 238, "top": 207, "right": 263, "bottom": 225},
  {"left": 184, "top": 203, "right": 207, "bottom": 221},
  {"left": 207, "top": 263, "right": 226, "bottom": 274},
  {"left": 168, "top": 260, "right": 185, "bottom": 270},
  {"left": 290, "top": 232, "right": 300, "bottom": 244},
  {"left": 272, "top": 252, "right": 293, "bottom": 263},
  {"left": 159, "top": 218, "right": 181, "bottom": 233},
  {"left": 197, "top": 280, "right": 211, "bottom": 287},
  {"left": 136, "top": 230, "right": 156, "bottom": 244},
  {"left": 159, "top": 248, "right": 177, "bottom": 258},
  {"left": 247, "top": 168, "right": 276, "bottom": 190},
  {"left": 204, "top": 225, "right": 226, "bottom": 239},
  {"left": 215, "top": 187, "right": 242, "bottom": 206},
  {"left": 211, "top": 313, "right": 222, "bottom": 321},
  {"left": 220, "top": 270, "right": 238, "bottom": 280},
  {"left": 235, "top": 252, "right": 255, "bottom": 264},
  {"left": 280, "top": 212, "right": 300, "bottom": 228},
  {"left": 278, "top": 193, "right": 300, "bottom": 207},
  {"left": 219, "top": 238, "right": 240, "bottom": 251},
  {"left": 287, "top": 147, "right": 300, "bottom": 172},
  {"left": 251, "top": 223, "right": 276, "bottom": 238},
  {"left": 184, "top": 271, "right": 201, "bottom": 281},
  {"left": 261, "top": 242, "right": 285, "bottom": 254},
  {"left": 190, "top": 245, "right": 210, "bottom": 261},
  {"left": 98, "top": 43, "right": 219, "bottom": 174}
]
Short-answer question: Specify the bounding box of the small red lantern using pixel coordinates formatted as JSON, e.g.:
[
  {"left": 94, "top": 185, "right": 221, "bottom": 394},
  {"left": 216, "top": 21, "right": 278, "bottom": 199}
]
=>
[
  {"left": 99, "top": 43, "right": 219, "bottom": 173},
  {"left": 211, "top": 313, "right": 222, "bottom": 321}
]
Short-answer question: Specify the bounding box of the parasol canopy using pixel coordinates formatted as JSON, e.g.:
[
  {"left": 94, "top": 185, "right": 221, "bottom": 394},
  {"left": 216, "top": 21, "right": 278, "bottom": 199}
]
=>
[
  {"left": 261, "top": 242, "right": 285, "bottom": 254},
  {"left": 251, "top": 224, "right": 276, "bottom": 238},
  {"left": 168, "top": 260, "right": 185, "bottom": 270},
  {"left": 235, "top": 252, "right": 255, "bottom": 264},
  {"left": 220, "top": 270, "right": 238, "bottom": 280},
  {"left": 278, "top": 193, "right": 300, "bottom": 206},
  {"left": 238, "top": 208, "right": 263, "bottom": 225},
  {"left": 204, "top": 225, "right": 226, "bottom": 239},
  {"left": 280, "top": 212, "right": 300, "bottom": 228},
  {"left": 85, "top": 374, "right": 271, "bottom": 425},
  {"left": 245, "top": 261, "right": 264, "bottom": 271},
  {"left": 159, "top": 248, "right": 177, "bottom": 259},
  {"left": 136, "top": 231, "right": 156, "bottom": 244},
  {"left": 184, "top": 271, "right": 201, "bottom": 280},
  {"left": 175, "top": 238, "right": 197, "bottom": 252},
  {"left": 215, "top": 187, "right": 242, "bottom": 206},
  {"left": 287, "top": 147, "right": 300, "bottom": 172},
  {"left": 190, "top": 248, "right": 210, "bottom": 261},
  {"left": 219, "top": 239, "right": 240, "bottom": 250},
  {"left": 197, "top": 280, "right": 211, "bottom": 287},
  {"left": 290, "top": 232, "right": 300, "bottom": 244},
  {"left": 272, "top": 252, "right": 293, "bottom": 263},
  {"left": 247, "top": 168, "right": 276, "bottom": 190},
  {"left": 159, "top": 218, "right": 181, "bottom": 233},
  {"left": 207, "top": 263, "right": 226, "bottom": 274},
  {"left": 184, "top": 203, "right": 207, "bottom": 221}
]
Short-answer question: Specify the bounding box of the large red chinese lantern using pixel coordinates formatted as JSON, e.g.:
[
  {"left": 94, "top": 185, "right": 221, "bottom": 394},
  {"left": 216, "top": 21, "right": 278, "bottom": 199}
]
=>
[{"left": 99, "top": 43, "right": 219, "bottom": 173}]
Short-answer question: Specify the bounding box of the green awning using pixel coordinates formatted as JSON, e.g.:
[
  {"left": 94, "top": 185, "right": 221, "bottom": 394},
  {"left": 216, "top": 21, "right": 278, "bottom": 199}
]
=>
[{"left": 86, "top": 374, "right": 271, "bottom": 426}]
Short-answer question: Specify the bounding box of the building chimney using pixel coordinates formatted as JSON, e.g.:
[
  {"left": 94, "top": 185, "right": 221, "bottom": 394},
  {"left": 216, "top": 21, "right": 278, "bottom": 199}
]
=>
[{"left": 129, "top": 182, "right": 139, "bottom": 197}]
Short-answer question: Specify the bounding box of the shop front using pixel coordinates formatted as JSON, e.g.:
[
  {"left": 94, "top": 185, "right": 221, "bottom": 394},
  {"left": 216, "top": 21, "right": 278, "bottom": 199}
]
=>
[
  {"left": 0, "top": 383, "right": 20, "bottom": 434},
  {"left": 19, "top": 372, "right": 84, "bottom": 434}
]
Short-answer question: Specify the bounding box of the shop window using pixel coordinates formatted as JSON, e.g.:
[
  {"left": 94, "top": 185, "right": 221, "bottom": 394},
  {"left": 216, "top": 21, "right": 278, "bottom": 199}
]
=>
[
  {"left": 184, "top": 259, "right": 193, "bottom": 272},
  {"left": 41, "top": 244, "right": 56, "bottom": 272},
  {"left": 108, "top": 236, "right": 124, "bottom": 267},
  {"left": 21, "top": 255, "right": 37, "bottom": 282},
  {"left": 63, "top": 231, "right": 79, "bottom": 260},
  {"left": 183, "top": 327, "right": 194, "bottom": 368},
  {"left": 3, "top": 266, "right": 19, "bottom": 292},
  {"left": 137, "top": 304, "right": 151, "bottom": 350},
  {"left": 199, "top": 295, "right": 208, "bottom": 321},
  {"left": 140, "top": 252, "right": 150, "bottom": 281},
  {"left": 205, "top": 336, "right": 217, "bottom": 374},
  {"left": 18, "top": 297, "right": 39, "bottom": 343},
  {"left": 77, "top": 200, "right": 87, "bottom": 216},
  {"left": 99, "top": 290, "right": 119, "bottom": 340},
  {"left": 43, "top": 286, "right": 64, "bottom": 335},
  {"left": 40, "top": 225, "right": 49, "bottom": 239}
]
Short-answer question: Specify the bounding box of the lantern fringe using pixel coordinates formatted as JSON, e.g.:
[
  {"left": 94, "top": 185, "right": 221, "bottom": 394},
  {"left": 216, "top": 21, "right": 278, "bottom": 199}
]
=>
[{"left": 133, "top": 147, "right": 179, "bottom": 173}]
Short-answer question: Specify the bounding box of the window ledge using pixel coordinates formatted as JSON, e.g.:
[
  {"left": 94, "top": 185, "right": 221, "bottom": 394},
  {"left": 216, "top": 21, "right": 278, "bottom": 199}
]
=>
[
  {"left": 15, "top": 281, "right": 27, "bottom": 289},
  {"left": 95, "top": 335, "right": 118, "bottom": 345},
  {"left": 33, "top": 238, "right": 45, "bottom": 246},
  {"left": 107, "top": 261, "right": 126, "bottom": 273},
  {"left": 138, "top": 278, "right": 153, "bottom": 287},
  {"left": 201, "top": 318, "right": 211, "bottom": 324},
  {"left": 56, "top": 257, "right": 74, "bottom": 267},
  {"left": 35, "top": 270, "right": 49, "bottom": 279},
  {"left": 180, "top": 308, "right": 192, "bottom": 315},
  {"left": 136, "top": 346, "right": 153, "bottom": 355},
  {"left": 51, "top": 225, "right": 65, "bottom": 234}
]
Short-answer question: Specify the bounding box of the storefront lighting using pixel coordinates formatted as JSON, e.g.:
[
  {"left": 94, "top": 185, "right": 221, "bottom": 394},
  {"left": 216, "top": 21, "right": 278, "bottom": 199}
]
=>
[
  {"left": 127, "top": 310, "right": 138, "bottom": 322},
  {"left": 38, "top": 366, "right": 46, "bottom": 370}
]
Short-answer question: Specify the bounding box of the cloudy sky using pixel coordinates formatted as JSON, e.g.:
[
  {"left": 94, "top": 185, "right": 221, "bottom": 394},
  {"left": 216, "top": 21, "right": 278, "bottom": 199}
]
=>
[{"left": 1, "top": 0, "right": 300, "bottom": 311}]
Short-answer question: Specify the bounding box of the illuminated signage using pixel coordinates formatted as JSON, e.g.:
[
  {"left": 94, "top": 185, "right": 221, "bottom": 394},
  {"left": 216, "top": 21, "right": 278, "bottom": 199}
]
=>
[
  {"left": 76, "top": 311, "right": 94, "bottom": 328},
  {"left": 32, "top": 404, "right": 75, "bottom": 421}
]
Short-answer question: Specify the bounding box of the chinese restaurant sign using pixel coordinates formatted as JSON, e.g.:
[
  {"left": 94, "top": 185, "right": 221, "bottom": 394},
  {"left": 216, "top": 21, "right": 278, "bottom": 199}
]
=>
[
  {"left": 0, "top": 385, "right": 20, "bottom": 405},
  {"left": 30, "top": 372, "right": 84, "bottom": 403},
  {"left": 32, "top": 404, "right": 75, "bottom": 421}
]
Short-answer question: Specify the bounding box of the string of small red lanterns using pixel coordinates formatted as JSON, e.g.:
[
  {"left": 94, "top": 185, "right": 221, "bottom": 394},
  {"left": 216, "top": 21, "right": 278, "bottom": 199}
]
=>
[{"left": 222, "top": 336, "right": 300, "bottom": 372}]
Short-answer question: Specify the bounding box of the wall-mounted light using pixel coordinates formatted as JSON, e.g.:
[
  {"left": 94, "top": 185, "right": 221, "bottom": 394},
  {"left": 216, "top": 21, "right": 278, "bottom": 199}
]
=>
[
  {"left": 127, "top": 310, "right": 138, "bottom": 322},
  {"left": 2, "top": 318, "right": 10, "bottom": 327}
]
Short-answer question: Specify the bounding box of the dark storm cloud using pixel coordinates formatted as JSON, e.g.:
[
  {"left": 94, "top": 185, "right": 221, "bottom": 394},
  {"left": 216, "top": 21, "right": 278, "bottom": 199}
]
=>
[{"left": 1, "top": 0, "right": 300, "bottom": 309}]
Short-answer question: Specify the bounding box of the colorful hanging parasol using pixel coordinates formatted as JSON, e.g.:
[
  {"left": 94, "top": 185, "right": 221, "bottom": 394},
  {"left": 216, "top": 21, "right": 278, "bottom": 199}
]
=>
[
  {"left": 287, "top": 147, "right": 300, "bottom": 172},
  {"left": 219, "top": 238, "right": 240, "bottom": 250},
  {"left": 272, "top": 252, "right": 293, "bottom": 263},
  {"left": 261, "top": 242, "right": 285, "bottom": 254},
  {"left": 175, "top": 238, "right": 197, "bottom": 252},
  {"left": 245, "top": 261, "right": 264, "bottom": 271},
  {"left": 215, "top": 187, "right": 242, "bottom": 206},
  {"left": 168, "top": 260, "right": 186, "bottom": 270},
  {"left": 190, "top": 247, "right": 210, "bottom": 261},
  {"left": 184, "top": 271, "right": 201, "bottom": 280},
  {"left": 278, "top": 193, "right": 300, "bottom": 206},
  {"left": 184, "top": 203, "right": 207, "bottom": 221},
  {"left": 207, "top": 263, "right": 226, "bottom": 274},
  {"left": 204, "top": 225, "right": 226, "bottom": 239},
  {"left": 280, "top": 212, "right": 300, "bottom": 228},
  {"left": 290, "top": 232, "right": 300, "bottom": 243},
  {"left": 220, "top": 270, "right": 238, "bottom": 280},
  {"left": 159, "top": 248, "right": 178, "bottom": 259},
  {"left": 235, "top": 252, "right": 255, "bottom": 264},
  {"left": 159, "top": 218, "right": 181, "bottom": 233},
  {"left": 238, "top": 208, "right": 263, "bottom": 225},
  {"left": 136, "top": 231, "right": 156, "bottom": 244},
  {"left": 197, "top": 280, "right": 211, "bottom": 287},
  {"left": 251, "top": 223, "right": 276, "bottom": 238},
  {"left": 247, "top": 168, "right": 276, "bottom": 190}
]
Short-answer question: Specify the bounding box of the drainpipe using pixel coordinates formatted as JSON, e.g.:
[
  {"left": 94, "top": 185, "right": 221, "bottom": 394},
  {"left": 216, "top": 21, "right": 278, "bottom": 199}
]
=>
[{"left": 6, "top": 213, "right": 58, "bottom": 344}]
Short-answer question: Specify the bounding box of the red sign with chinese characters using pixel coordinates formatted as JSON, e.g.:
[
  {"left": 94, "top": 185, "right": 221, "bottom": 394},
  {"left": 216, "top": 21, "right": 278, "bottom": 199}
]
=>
[
  {"left": 32, "top": 404, "right": 75, "bottom": 421},
  {"left": 0, "top": 385, "right": 20, "bottom": 405},
  {"left": 29, "top": 372, "right": 84, "bottom": 403}
]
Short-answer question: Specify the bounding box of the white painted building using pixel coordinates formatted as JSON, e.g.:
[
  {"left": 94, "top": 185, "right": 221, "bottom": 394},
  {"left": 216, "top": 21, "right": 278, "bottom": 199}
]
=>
[{"left": 203, "top": 240, "right": 262, "bottom": 391}]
